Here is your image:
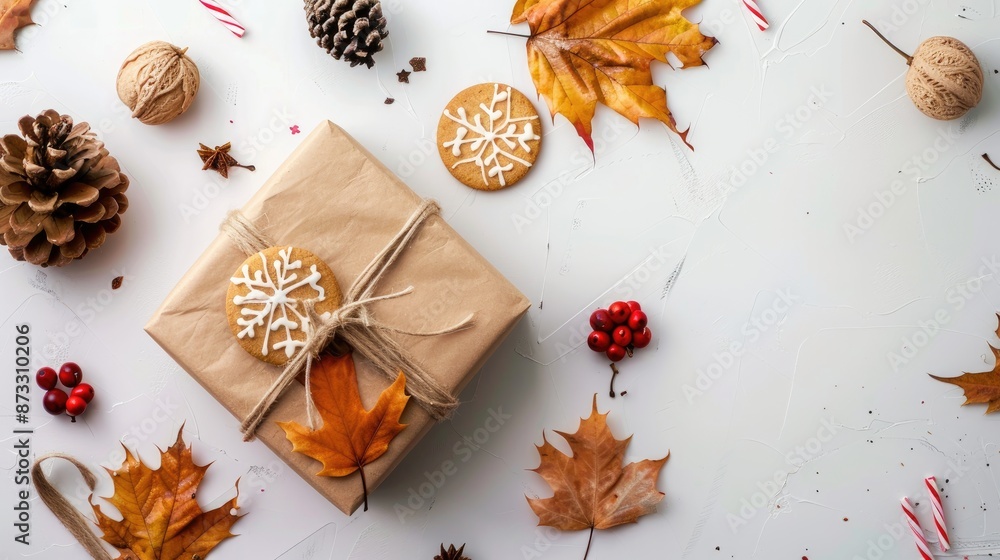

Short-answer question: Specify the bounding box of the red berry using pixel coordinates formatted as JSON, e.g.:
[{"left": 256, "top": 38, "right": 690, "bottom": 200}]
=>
[
  {"left": 71, "top": 384, "right": 95, "bottom": 403},
  {"left": 65, "top": 395, "right": 88, "bottom": 417},
  {"left": 43, "top": 389, "right": 68, "bottom": 415},
  {"left": 36, "top": 367, "right": 58, "bottom": 390},
  {"left": 613, "top": 325, "right": 632, "bottom": 347},
  {"left": 632, "top": 327, "right": 652, "bottom": 349},
  {"left": 627, "top": 310, "right": 648, "bottom": 331},
  {"left": 606, "top": 344, "right": 627, "bottom": 362},
  {"left": 626, "top": 301, "right": 642, "bottom": 313},
  {"left": 589, "top": 309, "right": 614, "bottom": 332},
  {"left": 608, "top": 301, "right": 630, "bottom": 324},
  {"left": 587, "top": 331, "right": 611, "bottom": 352},
  {"left": 59, "top": 362, "right": 83, "bottom": 387}
]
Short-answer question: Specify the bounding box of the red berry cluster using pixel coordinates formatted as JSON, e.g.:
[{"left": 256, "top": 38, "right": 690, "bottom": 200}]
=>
[
  {"left": 587, "top": 301, "right": 652, "bottom": 362},
  {"left": 36, "top": 362, "right": 94, "bottom": 421}
]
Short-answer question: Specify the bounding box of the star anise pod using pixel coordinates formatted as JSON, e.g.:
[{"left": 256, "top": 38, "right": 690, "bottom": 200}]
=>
[
  {"left": 434, "top": 544, "right": 470, "bottom": 560},
  {"left": 197, "top": 142, "right": 255, "bottom": 178}
]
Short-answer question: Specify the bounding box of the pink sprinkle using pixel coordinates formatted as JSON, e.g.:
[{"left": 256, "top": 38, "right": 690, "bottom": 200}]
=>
[{"left": 290, "top": 125, "right": 301, "bottom": 135}]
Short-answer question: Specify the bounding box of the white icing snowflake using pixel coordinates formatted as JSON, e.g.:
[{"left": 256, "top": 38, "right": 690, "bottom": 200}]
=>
[
  {"left": 231, "top": 247, "right": 329, "bottom": 359},
  {"left": 442, "top": 83, "right": 540, "bottom": 187}
]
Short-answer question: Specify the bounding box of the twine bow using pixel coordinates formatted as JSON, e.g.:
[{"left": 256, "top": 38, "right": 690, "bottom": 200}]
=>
[{"left": 222, "top": 200, "right": 473, "bottom": 441}]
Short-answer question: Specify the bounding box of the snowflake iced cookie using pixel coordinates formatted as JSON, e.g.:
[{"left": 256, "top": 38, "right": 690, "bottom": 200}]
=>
[
  {"left": 226, "top": 246, "right": 342, "bottom": 366},
  {"left": 437, "top": 83, "right": 542, "bottom": 191}
]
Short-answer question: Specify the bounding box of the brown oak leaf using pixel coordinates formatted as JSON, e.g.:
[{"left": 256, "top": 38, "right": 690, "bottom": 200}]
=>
[
  {"left": 91, "top": 427, "right": 242, "bottom": 560},
  {"left": 278, "top": 353, "right": 409, "bottom": 512},
  {"left": 527, "top": 396, "right": 668, "bottom": 560},
  {"left": 197, "top": 142, "right": 255, "bottom": 178},
  {"left": 931, "top": 314, "right": 1000, "bottom": 413},
  {"left": 510, "top": 0, "right": 716, "bottom": 151},
  {"left": 0, "top": 0, "right": 37, "bottom": 51}
]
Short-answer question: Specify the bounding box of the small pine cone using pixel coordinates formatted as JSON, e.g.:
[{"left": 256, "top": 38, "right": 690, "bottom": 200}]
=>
[
  {"left": 0, "top": 110, "right": 129, "bottom": 267},
  {"left": 305, "top": 0, "right": 388, "bottom": 68}
]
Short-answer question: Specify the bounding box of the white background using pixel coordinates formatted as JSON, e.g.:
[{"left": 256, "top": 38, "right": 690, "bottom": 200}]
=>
[{"left": 1, "top": 0, "right": 1000, "bottom": 558}]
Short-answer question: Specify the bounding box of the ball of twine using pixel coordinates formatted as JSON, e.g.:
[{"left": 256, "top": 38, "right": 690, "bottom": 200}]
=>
[
  {"left": 906, "top": 36, "right": 984, "bottom": 121},
  {"left": 863, "top": 21, "right": 983, "bottom": 121}
]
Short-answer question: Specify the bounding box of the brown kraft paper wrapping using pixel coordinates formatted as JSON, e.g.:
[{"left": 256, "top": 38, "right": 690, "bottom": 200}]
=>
[{"left": 145, "top": 121, "right": 530, "bottom": 515}]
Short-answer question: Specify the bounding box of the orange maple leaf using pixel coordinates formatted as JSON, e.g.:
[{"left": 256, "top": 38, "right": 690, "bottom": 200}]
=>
[
  {"left": 510, "top": 0, "right": 716, "bottom": 151},
  {"left": 278, "top": 353, "right": 409, "bottom": 512},
  {"left": 91, "top": 427, "right": 242, "bottom": 560},
  {"left": 0, "top": 0, "right": 37, "bottom": 51},
  {"left": 931, "top": 314, "right": 1000, "bottom": 413},
  {"left": 527, "top": 396, "right": 668, "bottom": 560}
]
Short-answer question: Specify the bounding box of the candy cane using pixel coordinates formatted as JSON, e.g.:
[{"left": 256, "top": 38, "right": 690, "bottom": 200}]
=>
[
  {"left": 925, "top": 477, "right": 951, "bottom": 551},
  {"left": 198, "top": 0, "right": 246, "bottom": 38},
  {"left": 901, "top": 497, "right": 933, "bottom": 560},
  {"left": 742, "top": 0, "right": 769, "bottom": 31}
]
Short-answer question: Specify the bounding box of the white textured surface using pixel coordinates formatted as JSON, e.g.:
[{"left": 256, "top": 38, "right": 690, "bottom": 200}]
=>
[{"left": 1, "top": 1, "right": 999, "bottom": 559}]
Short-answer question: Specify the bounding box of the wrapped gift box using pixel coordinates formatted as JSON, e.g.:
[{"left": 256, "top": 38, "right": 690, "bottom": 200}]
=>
[{"left": 146, "top": 121, "right": 530, "bottom": 515}]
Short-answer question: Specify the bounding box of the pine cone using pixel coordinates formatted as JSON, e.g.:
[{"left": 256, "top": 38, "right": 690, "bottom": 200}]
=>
[
  {"left": 434, "top": 544, "right": 470, "bottom": 560},
  {"left": 0, "top": 110, "right": 129, "bottom": 267},
  {"left": 305, "top": 0, "right": 388, "bottom": 68}
]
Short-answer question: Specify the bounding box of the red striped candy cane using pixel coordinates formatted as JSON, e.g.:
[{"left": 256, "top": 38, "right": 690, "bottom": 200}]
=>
[
  {"left": 925, "top": 477, "right": 951, "bottom": 551},
  {"left": 198, "top": 0, "right": 246, "bottom": 38},
  {"left": 901, "top": 497, "right": 933, "bottom": 560},
  {"left": 742, "top": 0, "right": 769, "bottom": 31}
]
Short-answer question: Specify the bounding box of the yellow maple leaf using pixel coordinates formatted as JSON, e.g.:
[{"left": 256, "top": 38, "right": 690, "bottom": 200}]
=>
[
  {"left": 278, "top": 353, "right": 409, "bottom": 512},
  {"left": 0, "top": 0, "right": 37, "bottom": 51},
  {"left": 511, "top": 0, "right": 716, "bottom": 150}
]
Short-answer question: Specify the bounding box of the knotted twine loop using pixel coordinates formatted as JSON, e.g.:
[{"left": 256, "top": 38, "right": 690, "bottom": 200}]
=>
[
  {"left": 223, "top": 200, "right": 474, "bottom": 441},
  {"left": 31, "top": 453, "right": 113, "bottom": 560}
]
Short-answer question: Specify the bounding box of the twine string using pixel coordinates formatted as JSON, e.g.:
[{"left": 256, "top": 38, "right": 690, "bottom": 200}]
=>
[
  {"left": 223, "top": 200, "right": 473, "bottom": 441},
  {"left": 31, "top": 454, "right": 112, "bottom": 560}
]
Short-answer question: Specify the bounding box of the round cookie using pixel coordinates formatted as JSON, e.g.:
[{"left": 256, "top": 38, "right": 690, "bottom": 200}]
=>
[
  {"left": 226, "top": 246, "right": 342, "bottom": 366},
  {"left": 437, "top": 83, "right": 542, "bottom": 190}
]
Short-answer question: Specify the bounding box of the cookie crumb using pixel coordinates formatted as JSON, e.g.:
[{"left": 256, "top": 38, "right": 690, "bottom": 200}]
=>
[
  {"left": 111, "top": 276, "right": 124, "bottom": 290},
  {"left": 396, "top": 69, "right": 411, "bottom": 83},
  {"left": 384, "top": 97, "right": 395, "bottom": 105},
  {"left": 409, "top": 57, "right": 426, "bottom": 72}
]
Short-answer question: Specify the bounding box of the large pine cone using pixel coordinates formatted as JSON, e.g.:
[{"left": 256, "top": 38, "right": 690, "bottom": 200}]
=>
[
  {"left": 0, "top": 110, "right": 129, "bottom": 267},
  {"left": 305, "top": 0, "right": 388, "bottom": 68}
]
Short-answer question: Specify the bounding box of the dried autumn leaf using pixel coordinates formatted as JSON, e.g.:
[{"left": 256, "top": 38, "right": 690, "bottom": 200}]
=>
[
  {"left": 91, "top": 427, "right": 242, "bottom": 560},
  {"left": 931, "top": 314, "right": 1000, "bottom": 413},
  {"left": 278, "top": 353, "right": 409, "bottom": 511},
  {"left": 510, "top": 0, "right": 716, "bottom": 151},
  {"left": 527, "top": 396, "right": 668, "bottom": 560},
  {"left": 0, "top": 0, "right": 37, "bottom": 51}
]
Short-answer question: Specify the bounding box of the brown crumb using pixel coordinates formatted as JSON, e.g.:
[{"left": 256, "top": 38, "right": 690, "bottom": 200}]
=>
[
  {"left": 384, "top": 97, "right": 395, "bottom": 105},
  {"left": 843, "top": 517, "right": 848, "bottom": 521},
  {"left": 409, "top": 57, "right": 426, "bottom": 72},
  {"left": 111, "top": 276, "right": 124, "bottom": 290},
  {"left": 396, "top": 69, "right": 410, "bottom": 83}
]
